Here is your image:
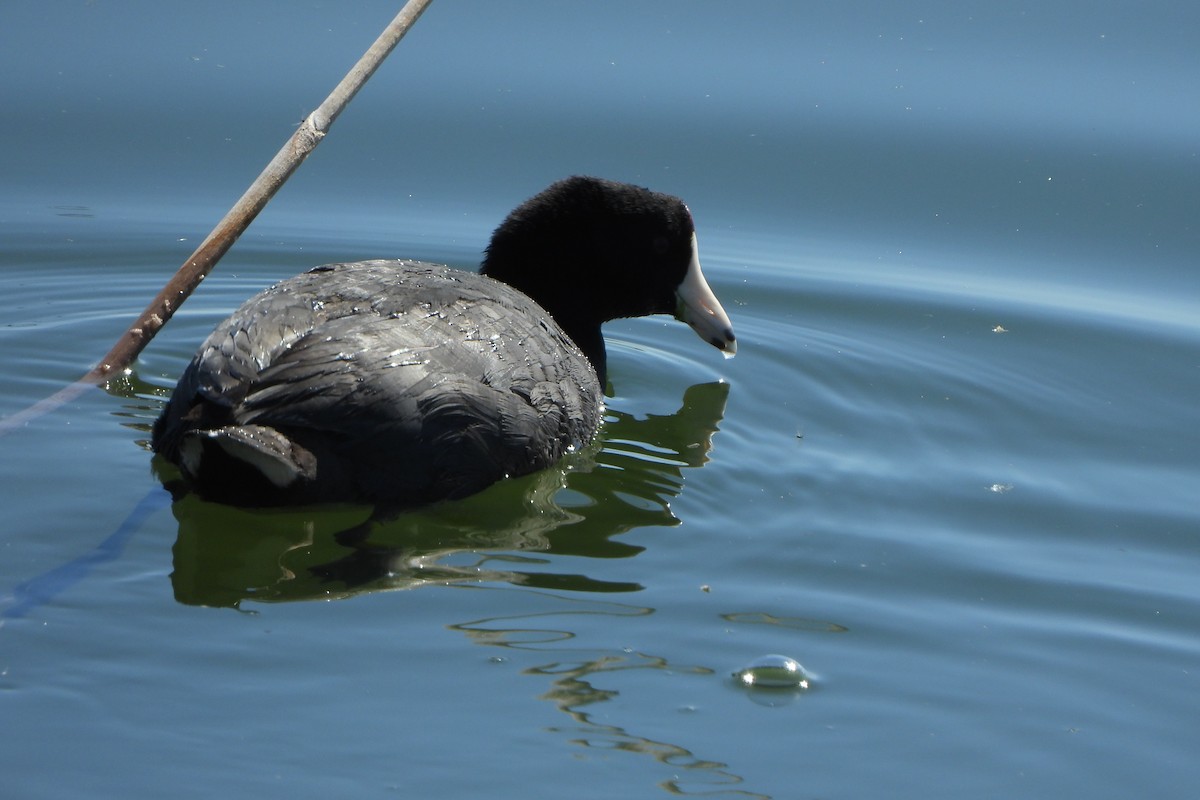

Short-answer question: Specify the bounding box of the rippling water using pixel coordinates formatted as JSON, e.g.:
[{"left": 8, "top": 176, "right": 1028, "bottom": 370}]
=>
[{"left": 3, "top": 3, "right": 1198, "bottom": 799}]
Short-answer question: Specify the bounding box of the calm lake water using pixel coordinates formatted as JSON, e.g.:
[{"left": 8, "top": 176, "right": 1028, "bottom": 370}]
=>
[{"left": 3, "top": 2, "right": 1198, "bottom": 798}]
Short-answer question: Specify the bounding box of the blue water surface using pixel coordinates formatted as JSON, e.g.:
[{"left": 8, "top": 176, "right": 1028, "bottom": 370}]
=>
[{"left": 2, "top": 2, "right": 1198, "bottom": 799}]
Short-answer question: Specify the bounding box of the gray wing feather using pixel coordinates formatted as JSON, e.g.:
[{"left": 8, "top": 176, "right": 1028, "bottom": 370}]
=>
[{"left": 153, "top": 260, "right": 601, "bottom": 507}]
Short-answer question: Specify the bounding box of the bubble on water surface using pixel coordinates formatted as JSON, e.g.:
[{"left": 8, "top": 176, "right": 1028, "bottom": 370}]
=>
[{"left": 733, "top": 654, "right": 811, "bottom": 690}]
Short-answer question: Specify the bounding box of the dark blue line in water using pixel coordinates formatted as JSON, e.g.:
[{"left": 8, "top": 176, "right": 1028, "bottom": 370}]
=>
[{"left": 1, "top": 488, "right": 171, "bottom": 620}]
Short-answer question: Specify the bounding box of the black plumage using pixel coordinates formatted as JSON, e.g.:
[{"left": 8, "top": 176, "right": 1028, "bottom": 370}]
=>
[{"left": 152, "top": 177, "right": 735, "bottom": 509}]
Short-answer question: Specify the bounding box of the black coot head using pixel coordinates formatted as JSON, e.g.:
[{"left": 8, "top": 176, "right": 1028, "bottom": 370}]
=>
[
  {"left": 481, "top": 176, "right": 735, "bottom": 371},
  {"left": 484, "top": 176, "right": 694, "bottom": 321}
]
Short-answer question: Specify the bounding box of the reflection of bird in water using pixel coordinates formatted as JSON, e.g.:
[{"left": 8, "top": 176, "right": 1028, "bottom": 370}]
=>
[{"left": 169, "top": 381, "right": 730, "bottom": 607}]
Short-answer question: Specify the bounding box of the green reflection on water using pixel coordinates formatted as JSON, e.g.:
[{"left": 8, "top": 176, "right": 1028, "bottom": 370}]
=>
[{"left": 163, "top": 381, "right": 730, "bottom": 607}]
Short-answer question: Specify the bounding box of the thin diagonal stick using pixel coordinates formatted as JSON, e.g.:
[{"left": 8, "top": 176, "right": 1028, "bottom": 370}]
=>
[{"left": 1, "top": 0, "right": 434, "bottom": 436}]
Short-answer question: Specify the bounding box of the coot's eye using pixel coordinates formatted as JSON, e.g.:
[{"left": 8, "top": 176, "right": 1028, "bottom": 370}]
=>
[{"left": 652, "top": 235, "right": 670, "bottom": 256}]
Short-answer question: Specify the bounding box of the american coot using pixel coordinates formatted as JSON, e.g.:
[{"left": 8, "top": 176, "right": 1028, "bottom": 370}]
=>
[{"left": 152, "top": 176, "right": 736, "bottom": 509}]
